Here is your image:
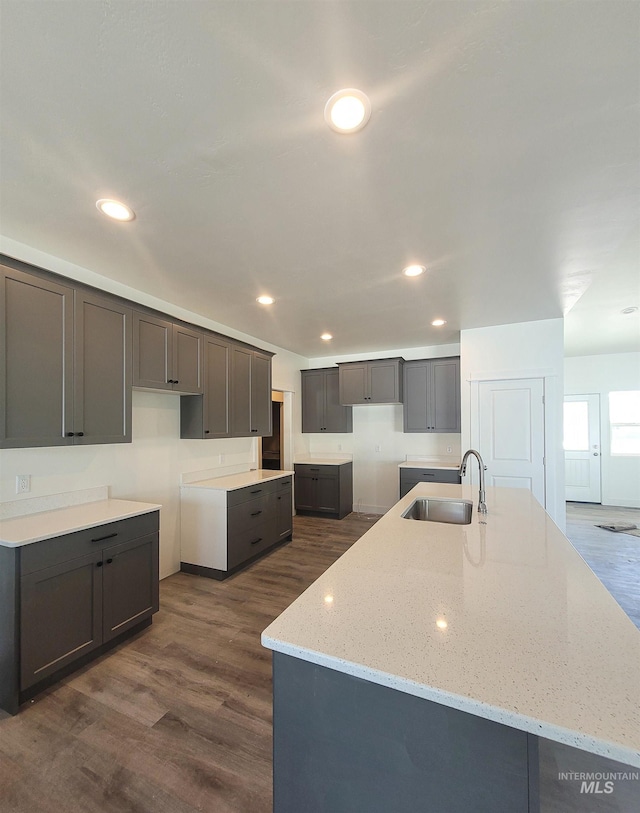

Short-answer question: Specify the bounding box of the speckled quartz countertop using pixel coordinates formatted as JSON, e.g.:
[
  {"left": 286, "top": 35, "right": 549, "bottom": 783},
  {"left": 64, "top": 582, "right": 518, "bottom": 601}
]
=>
[
  {"left": 262, "top": 483, "right": 640, "bottom": 768},
  {"left": 294, "top": 458, "right": 353, "bottom": 466},
  {"left": 181, "top": 469, "right": 294, "bottom": 491},
  {"left": 399, "top": 458, "right": 460, "bottom": 470},
  {"left": 0, "top": 499, "right": 161, "bottom": 548}
]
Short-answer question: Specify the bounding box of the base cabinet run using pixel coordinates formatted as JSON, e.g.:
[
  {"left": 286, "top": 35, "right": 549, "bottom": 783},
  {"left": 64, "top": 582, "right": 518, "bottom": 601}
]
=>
[
  {"left": 180, "top": 475, "right": 293, "bottom": 580},
  {"left": 294, "top": 463, "right": 353, "bottom": 519},
  {"left": 0, "top": 511, "right": 159, "bottom": 715}
]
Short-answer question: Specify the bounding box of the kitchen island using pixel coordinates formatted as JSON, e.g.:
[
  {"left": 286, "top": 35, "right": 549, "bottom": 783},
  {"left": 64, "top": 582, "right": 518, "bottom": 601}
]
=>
[{"left": 262, "top": 483, "right": 640, "bottom": 812}]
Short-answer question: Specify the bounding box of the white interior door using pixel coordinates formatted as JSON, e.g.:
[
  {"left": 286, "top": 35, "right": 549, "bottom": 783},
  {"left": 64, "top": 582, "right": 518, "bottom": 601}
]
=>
[
  {"left": 564, "top": 394, "right": 601, "bottom": 503},
  {"left": 476, "top": 379, "right": 546, "bottom": 505}
]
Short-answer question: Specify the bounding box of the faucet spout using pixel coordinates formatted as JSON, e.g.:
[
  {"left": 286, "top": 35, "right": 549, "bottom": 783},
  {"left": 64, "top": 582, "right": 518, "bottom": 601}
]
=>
[{"left": 459, "top": 449, "right": 488, "bottom": 515}]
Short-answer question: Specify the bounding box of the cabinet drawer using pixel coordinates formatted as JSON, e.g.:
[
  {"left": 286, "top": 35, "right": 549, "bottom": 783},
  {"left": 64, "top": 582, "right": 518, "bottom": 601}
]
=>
[
  {"left": 227, "top": 494, "right": 273, "bottom": 534},
  {"left": 227, "top": 481, "right": 275, "bottom": 507},
  {"left": 227, "top": 522, "right": 276, "bottom": 570},
  {"left": 20, "top": 511, "right": 159, "bottom": 575},
  {"left": 294, "top": 464, "right": 339, "bottom": 479},
  {"left": 273, "top": 476, "right": 292, "bottom": 490},
  {"left": 400, "top": 468, "right": 461, "bottom": 485}
]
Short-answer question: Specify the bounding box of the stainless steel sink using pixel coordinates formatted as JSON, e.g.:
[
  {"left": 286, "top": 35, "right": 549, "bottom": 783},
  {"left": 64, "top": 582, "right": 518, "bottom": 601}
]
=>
[{"left": 401, "top": 497, "right": 473, "bottom": 525}]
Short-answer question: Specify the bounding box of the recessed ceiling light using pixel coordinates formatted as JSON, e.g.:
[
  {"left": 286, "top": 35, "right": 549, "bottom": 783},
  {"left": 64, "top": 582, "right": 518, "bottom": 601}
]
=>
[
  {"left": 324, "top": 88, "right": 371, "bottom": 134},
  {"left": 257, "top": 295, "right": 275, "bottom": 305},
  {"left": 321, "top": 333, "right": 333, "bottom": 341},
  {"left": 402, "top": 265, "right": 426, "bottom": 277},
  {"left": 431, "top": 318, "right": 447, "bottom": 327},
  {"left": 621, "top": 306, "right": 638, "bottom": 315},
  {"left": 96, "top": 198, "right": 135, "bottom": 221}
]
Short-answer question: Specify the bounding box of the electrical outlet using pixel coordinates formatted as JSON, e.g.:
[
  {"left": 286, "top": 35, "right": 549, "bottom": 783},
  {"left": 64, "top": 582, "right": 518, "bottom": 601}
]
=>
[
  {"left": 375, "top": 444, "right": 381, "bottom": 453},
  {"left": 337, "top": 444, "right": 342, "bottom": 451},
  {"left": 16, "top": 474, "right": 30, "bottom": 494},
  {"left": 219, "top": 454, "right": 225, "bottom": 464},
  {"left": 446, "top": 446, "right": 452, "bottom": 454}
]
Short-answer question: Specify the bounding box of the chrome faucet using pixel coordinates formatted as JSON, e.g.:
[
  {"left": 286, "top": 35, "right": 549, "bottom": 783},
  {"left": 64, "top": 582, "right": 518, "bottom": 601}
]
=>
[{"left": 459, "top": 449, "right": 488, "bottom": 515}]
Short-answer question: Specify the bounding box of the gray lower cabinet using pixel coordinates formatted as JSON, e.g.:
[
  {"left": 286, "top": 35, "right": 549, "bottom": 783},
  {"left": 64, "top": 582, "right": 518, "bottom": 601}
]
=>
[
  {"left": 338, "top": 358, "right": 404, "bottom": 405},
  {"left": 230, "top": 345, "right": 273, "bottom": 437},
  {"left": 180, "top": 334, "right": 231, "bottom": 439},
  {"left": 0, "top": 264, "right": 132, "bottom": 448},
  {"left": 399, "top": 467, "right": 461, "bottom": 498},
  {"left": 403, "top": 356, "right": 461, "bottom": 433},
  {"left": 181, "top": 475, "right": 293, "bottom": 579},
  {"left": 133, "top": 311, "right": 204, "bottom": 394},
  {"left": 0, "top": 511, "right": 159, "bottom": 714},
  {"left": 294, "top": 463, "right": 353, "bottom": 519},
  {"left": 301, "top": 368, "right": 352, "bottom": 433}
]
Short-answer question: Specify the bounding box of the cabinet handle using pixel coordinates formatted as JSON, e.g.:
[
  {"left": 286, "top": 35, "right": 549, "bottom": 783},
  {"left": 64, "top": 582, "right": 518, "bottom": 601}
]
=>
[
  {"left": 76, "top": 431, "right": 84, "bottom": 437},
  {"left": 174, "top": 380, "right": 179, "bottom": 384},
  {"left": 251, "top": 537, "right": 262, "bottom": 546},
  {"left": 250, "top": 510, "right": 262, "bottom": 517},
  {"left": 106, "top": 558, "right": 113, "bottom": 564},
  {"left": 205, "top": 430, "right": 210, "bottom": 434},
  {"left": 96, "top": 561, "right": 103, "bottom": 568},
  {"left": 251, "top": 429, "right": 258, "bottom": 433},
  {"left": 250, "top": 489, "right": 262, "bottom": 495},
  {"left": 310, "top": 468, "right": 319, "bottom": 471},
  {"left": 91, "top": 532, "right": 118, "bottom": 543},
  {"left": 66, "top": 432, "right": 75, "bottom": 437}
]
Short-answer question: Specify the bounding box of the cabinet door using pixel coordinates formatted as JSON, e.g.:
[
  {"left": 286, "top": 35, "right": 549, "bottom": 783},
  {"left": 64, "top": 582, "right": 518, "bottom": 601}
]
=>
[
  {"left": 294, "top": 473, "right": 316, "bottom": 511},
  {"left": 250, "top": 351, "right": 272, "bottom": 436},
  {"left": 369, "top": 360, "right": 401, "bottom": 404},
  {"left": 403, "top": 361, "right": 430, "bottom": 432},
  {"left": 102, "top": 533, "right": 159, "bottom": 644},
  {"left": 74, "top": 291, "right": 132, "bottom": 444},
  {"left": 301, "top": 370, "right": 324, "bottom": 433},
  {"left": 276, "top": 488, "right": 293, "bottom": 539},
  {"left": 1, "top": 266, "right": 74, "bottom": 448},
  {"left": 132, "top": 312, "right": 173, "bottom": 390},
  {"left": 230, "top": 345, "right": 252, "bottom": 436},
  {"left": 204, "top": 335, "right": 230, "bottom": 437},
  {"left": 323, "top": 369, "right": 353, "bottom": 433},
  {"left": 339, "top": 363, "right": 368, "bottom": 405},
  {"left": 430, "top": 357, "right": 461, "bottom": 432},
  {"left": 20, "top": 551, "right": 103, "bottom": 690},
  {"left": 315, "top": 474, "right": 340, "bottom": 513},
  {"left": 173, "top": 324, "right": 203, "bottom": 394}
]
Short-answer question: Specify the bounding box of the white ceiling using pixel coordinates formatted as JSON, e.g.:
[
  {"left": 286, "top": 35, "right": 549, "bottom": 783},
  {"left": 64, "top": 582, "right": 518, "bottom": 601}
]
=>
[{"left": 1, "top": 0, "right": 638, "bottom": 358}]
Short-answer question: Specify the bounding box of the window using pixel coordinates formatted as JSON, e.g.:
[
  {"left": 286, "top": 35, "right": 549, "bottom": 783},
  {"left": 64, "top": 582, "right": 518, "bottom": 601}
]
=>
[
  {"left": 609, "top": 391, "right": 640, "bottom": 456},
  {"left": 563, "top": 400, "right": 589, "bottom": 451}
]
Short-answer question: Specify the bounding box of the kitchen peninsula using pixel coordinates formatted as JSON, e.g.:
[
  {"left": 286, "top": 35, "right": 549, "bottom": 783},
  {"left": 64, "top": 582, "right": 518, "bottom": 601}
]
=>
[{"left": 262, "top": 483, "right": 640, "bottom": 813}]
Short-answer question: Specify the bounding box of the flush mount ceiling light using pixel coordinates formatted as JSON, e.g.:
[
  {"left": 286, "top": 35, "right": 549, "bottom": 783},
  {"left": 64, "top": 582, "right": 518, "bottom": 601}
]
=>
[
  {"left": 402, "top": 265, "right": 426, "bottom": 277},
  {"left": 320, "top": 333, "right": 333, "bottom": 341},
  {"left": 621, "top": 306, "right": 638, "bottom": 315},
  {"left": 324, "top": 88, "right": 371, "bottom": 134},
  {"left": 431, "top": 318, "right": 447, "bottom": 327},
  {"left": 256, "top": 295, "right": 275, "bottom": 305},
  {"left": 96, "top": 198, "right": 135, "bottom": 221}
]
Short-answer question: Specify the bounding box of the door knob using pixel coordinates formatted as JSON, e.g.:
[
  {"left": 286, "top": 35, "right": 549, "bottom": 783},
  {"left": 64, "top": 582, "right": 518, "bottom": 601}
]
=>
[{"left": 593, "top": 452, "right": 599, "bottom": 456}]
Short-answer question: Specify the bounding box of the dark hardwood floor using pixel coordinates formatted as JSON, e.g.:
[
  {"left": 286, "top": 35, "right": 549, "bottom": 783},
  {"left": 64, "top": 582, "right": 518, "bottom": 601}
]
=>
[{"left": 1, "top": 508, "right": 638, "bottom": 813}]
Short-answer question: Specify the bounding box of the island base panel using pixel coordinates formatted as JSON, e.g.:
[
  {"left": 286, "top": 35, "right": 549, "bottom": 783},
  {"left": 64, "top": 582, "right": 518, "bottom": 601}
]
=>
[{"left": 273, "top": 653, "right": 539, "bottom": 813}]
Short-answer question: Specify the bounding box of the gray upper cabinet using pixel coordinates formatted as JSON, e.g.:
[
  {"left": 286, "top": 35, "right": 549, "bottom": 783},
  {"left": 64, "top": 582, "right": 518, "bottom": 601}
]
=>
[
  {"left": 180, "top": 334, "right": 231, "bottom": 439},
  {"left": 1, "top": 266, "right": 132, "bottom": 448},
  {"left": 301, "top": 368, "right": 352, "bottom": 433},
  {"left": 133, "top": 311, "right": 203, "bottom": 394},
  {"left": 338, "top": 358, "right": 404, "bottom": 405},
  {"left": 230, "top": 345, "right": 273, "bottom": 437},
  {"left": 1, "top": 266, "right": 74, "bottom": 448},
  {"left": 403, "top": 356, "right": 461, "bottom": 433},
  {"left": 74, "top": 291, "right": 132, "bottom": 444}
]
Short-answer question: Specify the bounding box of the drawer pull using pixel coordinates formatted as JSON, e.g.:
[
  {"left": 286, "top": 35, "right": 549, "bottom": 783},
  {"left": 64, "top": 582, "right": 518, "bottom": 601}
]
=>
[
  {"left": 91, "top": 532, "right": 118, "bottom": 543},
  {"left": 251, "top": 537, "right": 262, "bottom": 546},
  {"left": 250, "top": 489, "right": 262, "bottom": 495},
  {"left": 106, "top": 558, "right": 113, "bottom": 564},
  {"left": 310, "top": 468, "right": 319, "bottom": 471},
  {"left": 96, "top": 561, "right": 103, "bottom": 568},
  {"left": 250, "top": 510, "right": 262, "bottom": 517}
]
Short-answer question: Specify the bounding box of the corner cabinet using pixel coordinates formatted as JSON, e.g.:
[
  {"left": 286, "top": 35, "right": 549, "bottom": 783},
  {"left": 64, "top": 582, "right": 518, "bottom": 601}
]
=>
[
  {"left": 133, "top": 311, "right": 204, "bottom": 394},
  {"left": 403, "top": 357, "right": 461, "bottom": 433},
  {"left": 180, "top": 474, "right": 293, "bottom": 579},
  {"left": 338, "top": 358, "right": 404, "bottom": 405},
  {"left": 230, "top": 345, "right": 273, "bottom": 437},
  {"left": 301, "top": 368, "right": 352, "bottom": 433},
  {"left": 0, "top": 511, "right": 159, "bottom": 715},
  {"left": 294, "top": 462, "right": 353, "bottom": 519},
  {"left": 1, "top": 265, "right": 132, "bottom": 448}
]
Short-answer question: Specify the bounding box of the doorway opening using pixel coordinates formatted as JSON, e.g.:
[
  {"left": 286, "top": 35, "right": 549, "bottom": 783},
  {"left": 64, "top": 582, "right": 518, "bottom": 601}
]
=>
[
  {"left": 563, "top": 394, "right": 601, "bottom": 503},
  {"left": 261, "top": 391, "right": 284, "bottom": 470}
]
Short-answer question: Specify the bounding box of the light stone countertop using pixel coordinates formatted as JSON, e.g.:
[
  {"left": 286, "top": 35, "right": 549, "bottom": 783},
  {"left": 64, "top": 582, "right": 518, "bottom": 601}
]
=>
[
  {"left": 181, "top": 469, "right": 294, "bottom": 491},
  {"left": 294, "top": 458, "right": 353, "bottom": 466},
  {"left": 0, "top": 499, "right": 161, "bottom": 548},
  {"left": 399, "top": 458, "right": 460, "bottom": 470},
  {"left": 262, "top": 482, "right": 640, "bottom": 768}
]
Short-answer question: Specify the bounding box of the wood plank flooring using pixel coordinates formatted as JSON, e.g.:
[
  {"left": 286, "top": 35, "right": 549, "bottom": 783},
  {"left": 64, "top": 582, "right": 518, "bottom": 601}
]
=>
[{"left": 1, "top": 508, "right": 638, "bottom": 813}]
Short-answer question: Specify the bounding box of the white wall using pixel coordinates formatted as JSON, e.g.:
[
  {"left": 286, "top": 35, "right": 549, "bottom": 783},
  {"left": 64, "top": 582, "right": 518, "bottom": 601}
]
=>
[
  {"left": 565, "top": 352, "right": 640, "bottom": 508},
  {"left": 0, "top": 245, "right": 308, "bottom": 578},
  {"left": 460, "top": 319, "right": 565, "bottom": 529},
  {"left": 306, "top": 344, "right": 462, "bottom": 514}
]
